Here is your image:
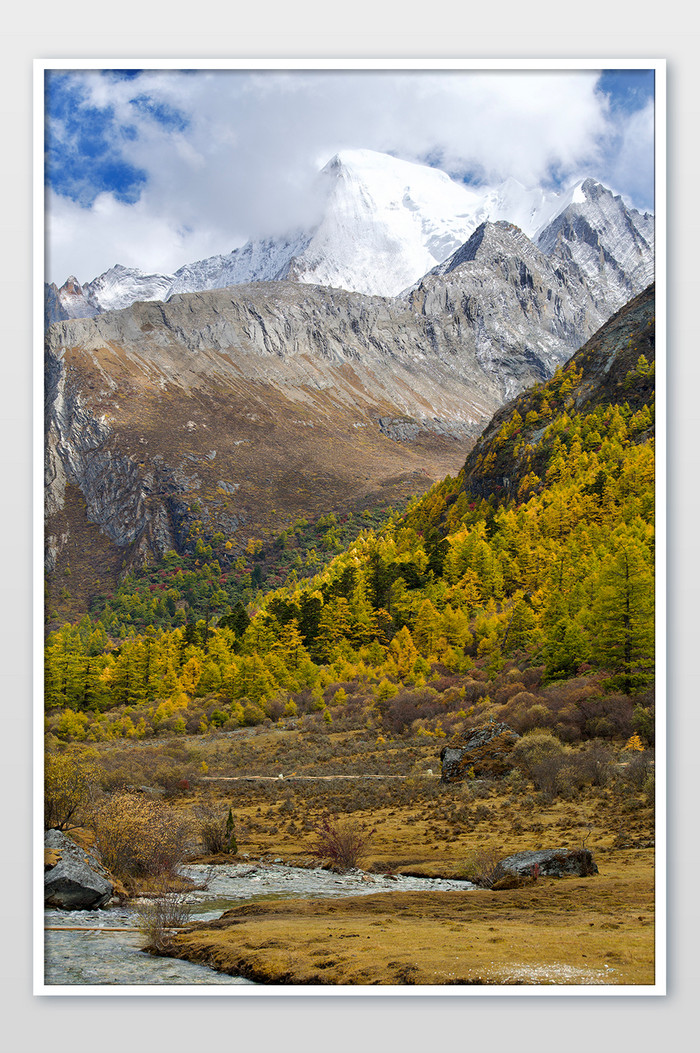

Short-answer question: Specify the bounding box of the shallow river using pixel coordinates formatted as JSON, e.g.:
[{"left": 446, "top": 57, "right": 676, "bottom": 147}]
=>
[{"left": 44, "top": 863, "right": 476, "bottom": 987}]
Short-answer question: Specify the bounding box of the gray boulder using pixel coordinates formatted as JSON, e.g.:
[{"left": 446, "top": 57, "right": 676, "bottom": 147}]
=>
[
  {"left": 44, "top": 829, "right": 114, "bottom": 910},
  {"left": 497, "top": 848, "right": 598, "bottom": 879}
]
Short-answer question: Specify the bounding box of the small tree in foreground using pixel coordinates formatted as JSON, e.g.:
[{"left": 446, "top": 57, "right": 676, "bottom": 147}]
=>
[{"left": 309, "top": 813, "right": 375, "bottom": 873}]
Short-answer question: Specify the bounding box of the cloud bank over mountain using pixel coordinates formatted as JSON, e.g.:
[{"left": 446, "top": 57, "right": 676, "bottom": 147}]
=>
[{"left": 44, "top": 67, "right": 655, "bottom": 285}]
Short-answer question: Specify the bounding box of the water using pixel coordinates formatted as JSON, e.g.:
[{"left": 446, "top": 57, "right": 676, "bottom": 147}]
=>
[
  {"left": 181, "top": 861, "right": 476, "bottom": 915},
  {"left": 44, "top": 864, "right": 477, "bottom": 987},
  {"left": 44, "top": 905, "right": 254, "bottom": 986}
]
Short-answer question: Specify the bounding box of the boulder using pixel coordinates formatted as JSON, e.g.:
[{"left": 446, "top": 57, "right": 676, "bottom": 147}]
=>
[
  {"left": 440, "top": 721, "right": 520, "bottom": 782},
  {"left": 497, "top": 848, "right": 598, "bottom": 879},
  {"left": 44, "top": 829, "right": 114, "bottom": 910}
]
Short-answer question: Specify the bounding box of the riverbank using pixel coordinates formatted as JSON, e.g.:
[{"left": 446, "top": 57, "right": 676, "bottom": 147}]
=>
[{"left": 163, "top": 850, "right": 655, "bottom": 986}]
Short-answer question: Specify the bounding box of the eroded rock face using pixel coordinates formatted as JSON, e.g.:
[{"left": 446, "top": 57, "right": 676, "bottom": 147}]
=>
[
  {"left": 44, "top": 212, "right": 653, "bottom": 594},
  {"left": 439, "top": 721, "right": 521, "bottom": 782},
  {"left": 44, "top": 829, "right": 114, "bottom": 910}
]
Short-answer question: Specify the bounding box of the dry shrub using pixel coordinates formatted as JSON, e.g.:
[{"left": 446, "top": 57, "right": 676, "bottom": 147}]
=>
[
  {"left": 91, "top": 792, "right": 190, "bottom": 882},
  {"left": 548, "top": 685, "right": 633, "bottom": 742},
  {"left": 495, "top": 691, "right": 550, "bottom": 733},
  {"left": 510, "top": 729, "right": 569, "bottom": 798},
  {"left": 44, "top": 752, "right": 98, "bottom": 831},
  {"left": 554, "top": 764, "right": 587, "bottom": 798},
  {"left": 510, "top": 729, "right": 566, "bottom": 773},
  {"left": 460, "top": 847, "right": 504, "bottom": 888},
  {"left": 493, "top": 681, "right": 527, "bottom": 705},
  {"left": 577, "top": 740, "right": 616, "bottom": 786},
  {"left": 643, "top": 771, "right": 655, "bottom": 807},
  {"left": 194, "top": 803, "right": 238, "bottom": 855},
  {"left": 309, "top": 813, "right": 375, "bottom": 872},
  {"left": 620, "top": 750, "right": 655, "bottom": 791},
  {"left": 380, "top": 688, "right": 442, "bottom": 736},
  {"left": 519, "top": 666, "right": 544, "bottom": 691},
  {"left": 136, "top": 883, "right": 192, "bottom": 954}
]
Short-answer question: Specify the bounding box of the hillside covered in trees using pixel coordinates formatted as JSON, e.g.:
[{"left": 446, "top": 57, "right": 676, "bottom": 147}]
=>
[{"left": 45, "top": 285, "right": 656, "bottom": 749}]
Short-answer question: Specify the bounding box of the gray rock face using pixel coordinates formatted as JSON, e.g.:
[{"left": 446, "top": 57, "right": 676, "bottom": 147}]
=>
[
  {"left": 498, "top": 848, "right": 599, "bottom": 879},
  {"left": 536, "top": 179, "right": 654, "bottom": 311},
  {"left": 44, "top": 829, "right": 114, "bottom": 910},
  {"left": 44, "top": 209, "right": 653, "bottom": 574}
]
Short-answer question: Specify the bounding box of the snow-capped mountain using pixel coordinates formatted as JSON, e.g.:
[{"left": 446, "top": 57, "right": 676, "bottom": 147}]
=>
[
  {"left": 536, "top": 178, "right": 655, "bottom": 307},
  {"left": 48, "top": 149, "right": 654, "bottom": 320}
]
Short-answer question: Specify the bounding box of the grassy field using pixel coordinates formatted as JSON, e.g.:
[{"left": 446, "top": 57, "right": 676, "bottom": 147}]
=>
[
  {"left": 56, "top": 723, "right": 656, "bottom": 987},
  {"left": 165, "top": 864, "right": 655, "bottom": 986}
]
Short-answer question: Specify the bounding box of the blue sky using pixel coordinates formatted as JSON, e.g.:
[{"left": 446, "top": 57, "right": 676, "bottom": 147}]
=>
[{"left": 44, "top": 67, "right": 656, "bottom": 284}]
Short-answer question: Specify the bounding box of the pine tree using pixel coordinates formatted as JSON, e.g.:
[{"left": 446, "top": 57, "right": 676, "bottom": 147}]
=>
[{"left": 590, "top": 528, "right": 654, "bottom": 693}]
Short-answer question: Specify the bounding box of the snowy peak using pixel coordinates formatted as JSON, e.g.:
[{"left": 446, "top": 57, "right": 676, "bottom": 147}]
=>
[
  {"left": 536, "top": 178, "right": 655, "bottom": 304},
  {"left": 48, "top": 149, "right": 654, "bottom": 319},
  {"left": 427, "top": 220, "right": 531, "bottom": 277},
  {"left": 85, "top": 265, "right": 175, "bottom": 313},
  {"left": 295, "top": 149, "right": 489, "bottom": 296},
  {"left": 56, "top": 275, "right": 98, "bottom": 319}
]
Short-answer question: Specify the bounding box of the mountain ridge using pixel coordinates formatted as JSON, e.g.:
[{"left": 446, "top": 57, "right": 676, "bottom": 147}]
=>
[{"left": 47, "top": 150, "right": 653, "bottom": 319}]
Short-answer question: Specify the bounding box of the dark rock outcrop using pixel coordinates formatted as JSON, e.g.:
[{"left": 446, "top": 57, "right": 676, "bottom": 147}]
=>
[
  {"left": 497, "top": 847, "right": 599, "bottom": 879},
  {"left": 440, "top": 721, "right": 520, "bottom": 782},
  {"left": 44, "top": 829, "right": 114, "bottom": 910}
]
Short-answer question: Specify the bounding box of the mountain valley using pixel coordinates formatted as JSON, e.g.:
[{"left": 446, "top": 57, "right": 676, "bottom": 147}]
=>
[{"left": 44, "top": 152, "right": 654, "bottom": 616}]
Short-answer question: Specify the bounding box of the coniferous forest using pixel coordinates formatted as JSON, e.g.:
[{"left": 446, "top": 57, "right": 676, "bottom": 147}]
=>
[
  {"left": 45, "top": 286, "right": 655, "bottom": 749},
  {"left": 44, "top": 284, "right": 657, "bottom": 989}
]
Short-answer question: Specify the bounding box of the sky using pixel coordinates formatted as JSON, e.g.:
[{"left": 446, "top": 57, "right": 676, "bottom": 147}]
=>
[{"left": 44, "top": 66, "right": 656, "bottom": 286}]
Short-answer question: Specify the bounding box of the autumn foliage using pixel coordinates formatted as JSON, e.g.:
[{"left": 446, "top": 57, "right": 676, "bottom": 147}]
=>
[
  {"left": 90, "top": 793, "right": 190, "bottom": 882},
  {"left": 44, "top": 292, "right": 656, "bottom": 749}
]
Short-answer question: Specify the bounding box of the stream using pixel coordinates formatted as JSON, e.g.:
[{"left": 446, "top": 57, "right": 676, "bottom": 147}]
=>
[{"left": 44, "top": 863, "right": 477, "bottom": 987}]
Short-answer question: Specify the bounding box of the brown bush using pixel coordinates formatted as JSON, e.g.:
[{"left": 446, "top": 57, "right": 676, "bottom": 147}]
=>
[
  {"left": 577, "top": 741, "right": 616, "bottom": 786},
  {"left": 510, "top": 729, "right": 569, "bottom": 799},
  {"left": 309, "top": 813, "right": 375, "bottom": 872},
  {"left": 460, "top": 847, "right": 504, "bottom": 888},
  {"left": 194, "top": 803, "right": 238, "bottom": 855},
  {"left": 620, "top": 750, "right": 655, "bottom": 791},
  {"left": 44, "top": 751, "right": 98, "bottom": 831},
  {"left": 493, "top": 681, "right": 527, "bottom": 705},
  {"left": 136, "top": 883, "right": 193, "bottom": 954},
  {"left": 91, "top": 792, "right": 191, "bottom": 882}
]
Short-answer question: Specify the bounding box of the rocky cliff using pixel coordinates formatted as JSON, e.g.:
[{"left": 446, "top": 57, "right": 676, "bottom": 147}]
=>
[{"left": 44, "top": 221, "right": 654, "bottom": 609}]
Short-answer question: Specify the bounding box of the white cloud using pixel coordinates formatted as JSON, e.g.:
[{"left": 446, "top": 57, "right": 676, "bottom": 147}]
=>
[
  {"left": 45, "top": 68, "right": 654, "bottom": 284},
  {"left": 602, "top": 100, "right": 656, "bottom": 212}
]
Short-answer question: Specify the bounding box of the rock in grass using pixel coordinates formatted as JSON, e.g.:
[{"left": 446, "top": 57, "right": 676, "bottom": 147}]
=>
[
  {"left": 44, "top": 829, "right": 114, "bottom": 910},
  {"left": 439, "top": 721, "right": 520, "bottom": 782},
  {"left": 497, "top": 848, "right": 599, "bottom": 879}
]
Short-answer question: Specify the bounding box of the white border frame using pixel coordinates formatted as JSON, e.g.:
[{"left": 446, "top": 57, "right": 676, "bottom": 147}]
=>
[{"left": 33, "top": 57, "right": 667, "bottom": 997}]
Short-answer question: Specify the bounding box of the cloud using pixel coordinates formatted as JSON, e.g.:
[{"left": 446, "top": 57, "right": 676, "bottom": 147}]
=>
[
  {"left": 44, "top": 68, "right": 655, "bottom": 284},
  {"left": 600, "top": 100, "right": 656, "bottom": 213}
]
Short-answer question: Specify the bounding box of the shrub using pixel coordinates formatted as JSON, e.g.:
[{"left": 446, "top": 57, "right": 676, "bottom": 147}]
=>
[
  {"left": 633, "top": 702, "right": 655, "bottom": 746},
  {"left": 510, "top": 729, "right": 566, "bottom": 779},
  {"left": 309, "top": 813, "right": 375, "bottom": 872},
  {"left": 91, "top": 792, "right": 190, "bottom": 882},
  {"left": 643, "top": 771, "right": 655, "bottom": 807},
  {"left": 577, "top": 741, "right": 615, "bottom": 786},
  {"left": 620, "top": 750, "right": 655, "bottom": 792},
  {"left": 136, "top": 883, "right": 193, "bottom": 954},
  {"left": 460, "top": 847, "right": 504, "bottom": 888},
  {"left": 44, "top": 752, "right": 97, "bottom": 831},
  {"left": 195, "top": 804, "right": 238, "bottom": 855}
]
